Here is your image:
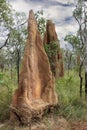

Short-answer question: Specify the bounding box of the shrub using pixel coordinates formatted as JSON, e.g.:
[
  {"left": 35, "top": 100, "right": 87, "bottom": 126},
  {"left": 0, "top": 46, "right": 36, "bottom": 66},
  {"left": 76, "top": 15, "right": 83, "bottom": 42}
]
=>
[{"left": 0, "top": 71, "right": 17, "bottom": 122}]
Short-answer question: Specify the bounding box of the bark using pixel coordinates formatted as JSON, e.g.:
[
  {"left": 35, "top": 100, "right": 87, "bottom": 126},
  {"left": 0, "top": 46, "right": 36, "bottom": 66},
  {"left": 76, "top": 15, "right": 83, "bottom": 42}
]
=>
[
  {"left": 67, "top": 53, "right": 72, "bottom": 76},
  {"left": 79, "top": 60, "right": 83, "bottom": 97},
  {"left": 0, "top": 63, "right": 4, "bottom": 72},
  {"left": 10, "top": 62, "right": 13, "bottom": 79},
  {"left": 0, "top": 33, "right": 10, "bottom": 49},
  {"left": 85, "top": 32, "right": 87, "bottom": 98},
  {"left": 85, "top": 70, "right": 87, "bottom": 97},
  {"left": 77, "top": 55, "right": 80, "bottom": 66},
  {"left": 16, "top": 50, "right": 20, "bottom": 83}
]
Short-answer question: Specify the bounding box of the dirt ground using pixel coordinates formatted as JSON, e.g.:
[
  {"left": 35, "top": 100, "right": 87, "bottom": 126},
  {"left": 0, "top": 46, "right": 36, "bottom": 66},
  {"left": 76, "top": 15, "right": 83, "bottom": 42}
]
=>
[
  {"left": 0, "top": 117, "right": 87, "bottom": 130},
  {"left": 70, "top": 121, "right": 87, "bottom": 130}
]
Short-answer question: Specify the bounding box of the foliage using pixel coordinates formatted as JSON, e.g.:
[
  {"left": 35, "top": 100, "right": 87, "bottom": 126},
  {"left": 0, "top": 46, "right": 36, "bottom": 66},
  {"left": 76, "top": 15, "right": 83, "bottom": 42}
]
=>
[
  {"left": 64, "top": 34, "right": 80, "bottom": 52},
  {"left": 73, "top": 0, "right": 87, "bottom": 56},
  {"left": 0, "top": 0, "right": 14, "bottom": 28},
  {"left": 35, "top": 10, "right": 46, "bottom": 36},
  {"left": 0, "top": 71, "right": 17, "bottom": 122},
  {"left": 44, "top": 41, "right": 59, "bottom": 75},
  {"left": 44, "top": 41, "right": 59, "bottom": 58},
  {"left": 7, "top": 11, "right": 27, "bottom": 49},
  {"left": 3, "top": 12, "right": 27, "bottom": 81},
  {"left": 0, "top": 0, "right": 14, "bottom": 49},
  {"left": 73, "top": 0, "right": 83, "bottom": 20},
  {"left": 64, "top": 35, "right": 80, "bottom": 74}
]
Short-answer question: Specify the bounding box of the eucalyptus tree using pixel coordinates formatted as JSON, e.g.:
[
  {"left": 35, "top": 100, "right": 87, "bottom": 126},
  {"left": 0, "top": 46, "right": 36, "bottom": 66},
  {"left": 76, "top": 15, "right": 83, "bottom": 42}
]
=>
[
  {"left": 6, "top": 12, "right": 27, "bottom": 82},
  {"left": 64, "top": 34, "right": 84, "bottom": 91},
  {"left": 64, "top": 34, "right": 80, "bottom": 71},
  {"left": 0, "top": 0, "right": 14, "bottom": 49},
  {"left": 0, "top": 0, "right": 13, "bottom": 27},
  {"left": 73, "top": 0, "right": 87, "bottom": 97}
]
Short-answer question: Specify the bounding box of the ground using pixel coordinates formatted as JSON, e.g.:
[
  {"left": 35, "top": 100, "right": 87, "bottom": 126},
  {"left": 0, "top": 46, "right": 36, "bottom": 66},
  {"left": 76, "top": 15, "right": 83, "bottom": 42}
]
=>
[
  {"left": 70, "top": 121, "right": 87, "bottom": 130},
  {"left": 0, "top": 116, "right": 87, "bottom": 130}
]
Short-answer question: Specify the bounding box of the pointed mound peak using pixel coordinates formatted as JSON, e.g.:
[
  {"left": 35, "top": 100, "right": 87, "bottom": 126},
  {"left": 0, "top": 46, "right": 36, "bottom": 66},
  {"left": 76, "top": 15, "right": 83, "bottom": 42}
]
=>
[
  {"left": 47, "top": 20, "right": 53, "bottom": 24},
  {"left": 29, "top": 9, "right": 35, "bottom": 20},
  {"left": 28, "top": 10, "right": 37, "bottom": 36}
]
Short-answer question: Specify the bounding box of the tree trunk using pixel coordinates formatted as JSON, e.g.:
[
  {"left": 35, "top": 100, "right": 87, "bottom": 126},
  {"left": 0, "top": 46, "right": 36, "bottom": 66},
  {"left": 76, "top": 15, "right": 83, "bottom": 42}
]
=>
[
  {"left": 84, "top": 30, "right": 87, "bottom": 98},
  {"left": 16, "top": 51, "right": 20, "bottom": 83},
  {"left": 85, "top": 70, "right": 87, "bottom": 97},
  {"left": 67, "top": 64, "right": 70, "bottom": 76},
  {"left": 10, "top": 62, "right": 13, "bottom": 79},
  {"left": 85, "top": 36, "right": 87, "bottom": 98},
  {"left": 67, "top": 53, "right": 72, "bottom": 76},
  {"left": 79, "top": 61, "right": 83, "bottom": 97}
]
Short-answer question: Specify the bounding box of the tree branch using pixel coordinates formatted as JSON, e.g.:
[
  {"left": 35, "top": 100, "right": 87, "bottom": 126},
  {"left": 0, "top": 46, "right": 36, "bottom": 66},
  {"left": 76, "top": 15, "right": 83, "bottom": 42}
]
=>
[
  {"left": 13, "top": 20, "right": 28, "bottom": 29},
  {"left": 0, "top": 33, "right": 10, "bottom": 49},
  {"left": 0, "top": 20, "right": 27, "bottom": 49}
]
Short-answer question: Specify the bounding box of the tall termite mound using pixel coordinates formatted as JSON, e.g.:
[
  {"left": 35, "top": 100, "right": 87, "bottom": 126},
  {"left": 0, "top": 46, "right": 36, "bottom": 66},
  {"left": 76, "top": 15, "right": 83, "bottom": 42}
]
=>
[
  {"left": 10, "top": 10, "right": 58, "bottom": 125},
  {"left": 43, "top": 20, "right": 64, "bottom": 78}
]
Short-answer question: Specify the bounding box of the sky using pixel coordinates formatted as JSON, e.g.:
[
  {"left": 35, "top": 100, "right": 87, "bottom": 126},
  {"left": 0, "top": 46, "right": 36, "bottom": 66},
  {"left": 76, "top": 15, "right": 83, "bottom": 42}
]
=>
[{"left": 1, "top": 0, "right": 78, "bottom": 48}]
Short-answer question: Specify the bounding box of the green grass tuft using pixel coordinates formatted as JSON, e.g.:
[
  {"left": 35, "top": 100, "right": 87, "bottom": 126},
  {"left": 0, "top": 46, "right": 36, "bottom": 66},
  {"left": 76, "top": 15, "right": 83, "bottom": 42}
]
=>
[{"left": 56, "top": 71, "right": 87, "bottom": 121}]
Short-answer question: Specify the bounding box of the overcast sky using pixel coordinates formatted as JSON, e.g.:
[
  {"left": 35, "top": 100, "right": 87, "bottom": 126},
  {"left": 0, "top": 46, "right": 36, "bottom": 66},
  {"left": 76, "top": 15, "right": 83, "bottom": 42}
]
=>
[{"left": 2, "top": 0, "right": 78, "bottom": 48}]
